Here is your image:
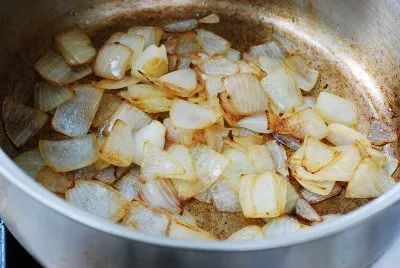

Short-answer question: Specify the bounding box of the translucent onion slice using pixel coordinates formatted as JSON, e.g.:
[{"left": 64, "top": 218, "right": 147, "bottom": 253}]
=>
[
  {"left": 273, "top": 108, "right": 328, "bottom": 140},
  {"left": 199, "top": 14, "right": 220, "bottom": 24},
  {"left": 67, "top": 64, "right": 93, "bottom": 84},
  {"left": 171, "top": 210, "right": 198, "bottom": 226},
  {"left": 119, "top": 84, "right": 175, "bottom": 102},
  {"left": 169, "top": 220, "right": 217, "bottom": 240},
  {"left": 99, "top": 102, "right": 152, "bottom": 135},
  {"left": 227, "top": 226, "right": 264, "bottom": 241},
  {"left": 211, "top": 179, "right": 241, "bottom": 212},
  {"left": 52, "top": 84, "right": 103, "bottom": 137},
  {"left": 204, "top": 75, "right": 224, "bottom": 98},
  {"left": 283, "top": 182, "right": 300, "bottom": 214},
  {"left": 115, "top": 165, "right": 136, "bottom": 179},
  {"left": 221, "top": 146, "right": 255, "bottom": 192},
  {"left": 131, "top": 44, "right": 168, "bottom": 78},
  {"left": 316, "top": 92, "right": 357, "bottom": 126},
  {"left": 177, "top": 32, "right": 202, "bottom": 54},
  {"left": 123, "top": 201, "right": 170, "bottom": 236},
  {"left": 194, "top": 188, "right": 213, "bottom": 204},
  {"left": 139, "top": 178, "right": 182, "bottom": 214},
  {"left": 326, "top": 123, "right": 370, "bottom": 147},
  {"left": 176, "top": 55, "right": 192, "bottom": 70},
  {"left": 200, "top": 55, "right": 239, "bottom": 76},
  {"left": 247, "top": 145, "right": 275, "bottom": 173},
  {"left": 262, "top": 216, "right": 302, "bottom": 238},
  {"left": 295, "top": 96, "right": 317, "bottom": 112},
  {"left": 223, "top": 135, "right": 263, "bottom": 152},
  {"left": 284, "top": 55, "right": 319, "bottom": 91},
  {"left": 266, "top": 141, "right": 289, "bottom": 177},
  {"left": 382, "top": 144, "right": 399, "bottom": 176},
  {"left": 141, "top": 143, "right": 184, "bottom": 181},
  {"left": 261, "top": 67, "right": 302, "bottom": 114},
  {"left": 158, "top": 69, "right": 198, "bottom": 95},
  {"left": 131, "top": 120, "right": 166, "bottom": 165},
  {"left": 237, "top": 60, "right": 265, "bottom": 79},
  {"left": 34, "top": 51, "right": 72, "bottom": 85},
  {"left": 295, "top": 198, "right": 322, "bottom": 222},
  {"left": 239, "top": 172, "right": 287, "bottom": 218},
  {"left": 105, "top": 32, "right": 144, "bottom": 65},
  {"left": 224, "top": 48, "right": 241, "bottom": 62},
  {"left": 170, "top": 99, "right": 223, "bottom": 129},
  {"left": 295, "top": 176, "right": 335, "bottom": 195},
  {"left": 205, "top": 125, "right": 233, "bottom": 152},
  {"left": 39, "top": 134, "right": 98, "bottom": 172},
  {"left": 300, "top": 184, "right": 342, "bottom": 204},
  {"left": 367, "top": 119, "right": 397, "bottom": 146},
  {"left": 94, "top": 166, "right": 116, "bottom": 184},
  {"left": 163, "top": 117, "right": 194, "bottom": 145},
  {"left": 34, "top": 81, "right": 75, "bottom": 112},
  {"left": 13, "top": 149, "right": 45, "bottom": 178},
  {"left": 114, "top": 168, "right": 143, "bottom": 200},
  {"left": 236, "top": 113, "right": 269, "bottom": 134},
  {"left": 257, "top": 56, "right": 283, "bottom": 74},
  {"left": 272, "top": 133, "right": 301, "bottom": 150},
  {"left": 195, "top": 29, "right": 231, "bottom": 56},
  {"left": 129, "top": 97, "right": 173, "bottom": 113},
  {"left": 94, "top": 43, "right": 132, "bottom": 80},
  {"left": 66, "top": 180, "right": 128, "bottom": 221},
  {"left": 2, "top": 98, "right": 49, "bottom": 147},
  {"left": 167, "top": 144, "right": 196, "bottom": 181},
  {"left": 246, "top": 41, "right": 284, "bottom": 61},
  {"left": 127, "top": 26, "right": 164, "bottom": 48},
  {"left": 93, "top": 158, "right": 111, "bottom": 171},
  {"left": 312, "top": 214, "right": 342, "bottom": 225},
  {"left": 54, "top": 27, "right": 97, "bottom": 66},
  {"left": 224, "top": 73, "right": 269, "bottom": 116},
  {"left": 164, "top": 19, "right": 198, "bottom": 32},
  {"left": 37, "top": 167, "right": 73, "bottom": 193},
  {"left": 345, "top": 157, "right": 396, "bottom": 198},
  {"left": 66, "top": 165, "right": 96, "bottom": 180},
  {"left": 92, "top": 94, "right": 122, "bottom": 127},
  {"left": 302, "top": 136, "right": 336, "bottom": 172},
  {"left": 92, "top": 76, "right": 140, "bottom": 90}
]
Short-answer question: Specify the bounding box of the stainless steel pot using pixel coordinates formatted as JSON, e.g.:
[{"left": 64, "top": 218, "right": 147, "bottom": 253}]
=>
[{"left": 0, "top": 0, "right": 399, "bottom": 267}]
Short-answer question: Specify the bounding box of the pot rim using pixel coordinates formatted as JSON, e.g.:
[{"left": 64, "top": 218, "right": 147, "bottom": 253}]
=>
[{"left": 1, "top": 149, "right": 399, "bottom": 251}]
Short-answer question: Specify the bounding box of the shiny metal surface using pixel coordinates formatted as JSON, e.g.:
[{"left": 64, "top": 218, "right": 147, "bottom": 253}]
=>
[{"left": 0, "top": 0, "right": 399, "bottom": 267}]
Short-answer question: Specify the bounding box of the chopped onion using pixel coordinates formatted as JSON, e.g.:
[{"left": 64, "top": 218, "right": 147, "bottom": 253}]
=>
[
  {"left": 119, "top": 85, "right": 175, "bottom": 103},
  {"left": 247, "top": 145, "right": 275, "bottom": 173},
  {"left": 295, "top": 199, "right": 322, "bottom": 222},
  {"left": 171, "top": 210, "right": 198, "bottom": 226},
  {"left": 227, "top": 226, "right": 264, "bottom": 241},
  {"left": 262, "top": 216, "right": 302, "bottom": 238},
  {"left": 367, "top": 119, "right": 397, "bottom": 146},
  {"left": 92, "top": 76, "right": 140, "bottom": 90},
  {"left": 106, "top": 32, "right": 144, "bottom": 65},
  {"left": 170, "top": 99, "right": 223, "bottom": 129},
  {"left": 115, "top": 165, "right": 136, "bottom": 179},
  {"left": 169, "top": 220, "right": 217, "bottom": 240},
  {"left": 295, "top": 96, "right": 317, "bottom": 112},
  {"left": 272, "top": 133, "right": 301, "bottom": 150},
  {"left": 194, "top": 188, "right": 213, "bottom": 204},
  {"left": 224, "top": 73, "right": 269, "bottom": 116},
  {"left": 284, "top": 55, "right": 319, "bottom": 91},
  {"left": 204, "top": 125, "right": 232, "bottom": 152},
  {"left": 246, "top": 41, "right": 284, "bottom": 61},
  {"left": 67, "top": 64, "right": 93, "bottom": 83},
  {"left": 123, "top": 201, "right": 170, "bottom": 236},
  {"left": 52, "top": 84, "right": 103, "bottom": 137},
  {"left": 66, "top": 165, "right": 96, "bottom": 180},
  {"left": 261, "top": 67, "right": 302, "bottom": 114},
  {"left": 129, "top": 97, "right": 173, "bottom": 113},
  {"left": 92, "top": 158, "right": 110, "bottom": 171},
  {"left": 132, "top": 44, "right": 168, "bottom": 78},
  {"left": 195, "top": 29, "right": 231, "bottom": 56},
  {"left": 39, "top": 134, "right": 98, "bottom": 172},
  {"left": 302, "top": 136, "right": 336, "bottom": 172},
  {"left": 224, "top": 135, "right": 263, "bottom": 152},
  {"left": 114, "top": 168, "right": 143, "bottom": 200},
  {"left": 127, "top": 26, "right": 164, "bottom": 48},
  {"left": 266, "top": 141, "right": 289, "bottom": 177},
  {"left": 300, "top": 184, "right": 342, "bottom": 204},
  {"left": 203, "top": 75, "right": 224, "bottom": 98},
  {"left": 54, "top": 27, "right": 97, "bottom": 66},
  {"left": 224, "top": 48, "right": 241, "bottom": 62},
  {"left": 158, "top": 69, "right": 198, "bottom": 96},
  {"left": 37, "top": 167, "right": 72, "bottom": 193},
  {"left": 2, "top": 98, "right": 49, "bottom": 147},
  {"left": 257, "top": 56, "right": 283, "bottom": 74},
  {"left": 236, "top": 113, "right": 269, "bottom": 134},
  {"left": 326, "top": 123, "right": 370, "bottom": 147},
  {"left": 176, "top": 55, "right": 192, "bottom": 70},
  {"left": 177, "top": 32, "right": 202, "bottom": 54},
  {"left": 295, "top": 176, "right": 335, "bottom": 195},
  {"left": 164, "top": 19, "right": 198, "bottom": 32},
  {"left": 34, "top": 51, "right": 72, "bottom": 85},
  {"left": 316, "top": 92, "right": 357, "bottom": 126},
  {"left": 131, "top": 120, "right": 166, "bottom": 165},
  {"left": 345, "top": 157, "right": 396, "bottom": 198},
  {"left": 139, "top": 178, "right": 182, "bottom": 214},
  {"left": 163, "top": 117, "right": 194, "bottom": 145},
  {"left": 34, "top": 81, "right": 75, "bottom": 112},
  {"left": 95, "top": 166, "right": 117, "bottom": 184},
  {"left": 66, "top": 180, "right": 128, "bottom": 221},
  {"left": 99, "top": 102, "right": 152, "bottom": 135},
  {"left": 199, "top": 14, "right": 220, "bottom": 24},
  {"left": 273, "top": 108, "right": 328, "bottom": 140},
  {"left": 237, "top": 60, "right": 265, "bottom": 79},
  {"left": 283, "top": 182, "right": 299, "bottom": 214},
  {"left": 94, "top": 43, "right": 132, "bottom": 80},
  {"left": 167, "top": 144, "right": 196, "bottom": 181},
  {"left": 13, "top": 149, "right": 45, "bottom": 178},
  {"left": 200, "top": 55, "right": 239, "bottom": 76},
  {"left": 92, "top": 94, "right": 122, "bottom": 127},
  {"left": 239, "top": 172, "right": 287, "bottom": 218},
  {"left": 211, "top": 179, "right": 241, "bottom": 212},
  {"left": 382, "top": 144, "right": 399, "bottom": 176}
]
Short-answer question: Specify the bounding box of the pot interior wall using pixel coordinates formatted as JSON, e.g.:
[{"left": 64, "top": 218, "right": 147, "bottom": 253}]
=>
[{"left": 0, "top": 0, "right": 398, "bottom": 238}]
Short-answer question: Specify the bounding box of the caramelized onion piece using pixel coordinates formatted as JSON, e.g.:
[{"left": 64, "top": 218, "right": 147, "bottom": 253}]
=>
[
  {"left": 131, "top": 44, "right": 168, "bottom": 78},
  {"left": 295, "top": 199, "right": 322, "bottom": 222},
  {"left": 199, "top": 14, "right": 220, "bottom": 24},
  {"left": 300, "top": 184, "right": 342, "bottom": 204},
  {"left": 127, "top": 26, "right": 164, "bottom": 48},
  {"left": 316, "top": 92, "right": 357, "bottom": 126},
  {"left": 266, "top": 141, "right": 289, "bottom": 177},
  {"left": 94, "top": 43, "right": 132, "bottom": 80},
  {"left": 169, "top": 220, "right": 218, "bottom": 240},
  {"left": 34, "top": 81, "right": 75, "bottom": 112},
  {"left": 37, "top": 167, "right": 73, "bottom": 193},
  {"left": 13, "top": 150, "right": 45, "bottom": 178},
  {"left": 200, "top": 55, "right": 239, "bottom": 76},
  {"left": 92, "top": 76, "right": 140, "bottom": 90},
  {"left": 92, "top": 94, "right": 122, "bottom": 128},
  {"left": 34, "top": 51, "right": 72, "bottom": 86},
  {"left": 195, "top": 29, "right": 231, "bottom": 56},
  {"left": 211, "top": 179, "right": 241, "bottom": 212},
  {"left": 106, "top": 32, "right": 144, "bottom": 65},
  {"left": 163, "top": 117, "right": 194, "bottom": 145},
  {"left": 227, "top": 226, "right": 264, "bottom": 241},
  {"left": 119, "top": 84, "right": 175, "bottom": 101},
  {"left": 167, "top": 144, "right": 196, "bottom": 181},
  {"left": 284, "top": 55, "right": 319, "bottom": 92},
  {"left": 236, "top": 113, "right": 269, "bottom": 134},
  {"left": 114, "top": 168, "right": 143, "bottom": 200},
  {"left": 2, "top": 98, "right": 49, "bottom": 147},
  {"left": 262, "top": 216, "right": 302, "bottom": 238}
]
